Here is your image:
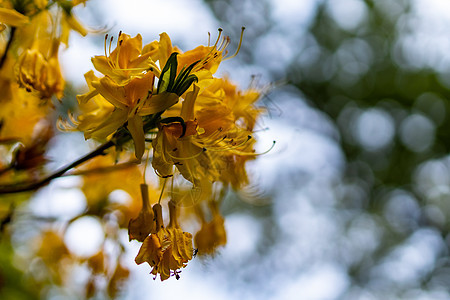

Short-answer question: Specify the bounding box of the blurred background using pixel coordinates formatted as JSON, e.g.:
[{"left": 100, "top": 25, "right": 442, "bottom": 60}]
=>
[{"left": 3, "top": 0, "right": 450, "bottom": 299}]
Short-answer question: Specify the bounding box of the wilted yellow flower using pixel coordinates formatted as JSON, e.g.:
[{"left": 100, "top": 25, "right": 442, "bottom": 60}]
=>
[
  {"left": 0, "top": 80, "right": 50, "bottom": 146},
  {"left": 128, "top": 184, "right": 156, "bottom": 242},
  {"left": 15, "top": 39, "right": 64, "bottom": 99},
  {"left": 135, "top": 201, "right": 193, "bottom": 281},
  {"left": 35, "top": 230, "right": 71, "bottom": 284},
  {"left": 194, "top": 212, "right": 226, "bottom": 255},
  {"left": 107, "top": 261, "right": 130, "bottom": 299}
]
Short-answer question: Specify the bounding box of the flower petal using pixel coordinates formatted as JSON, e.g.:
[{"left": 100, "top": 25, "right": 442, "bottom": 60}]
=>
[
  {"left": 127, "top": 116, "right": 145, "bottom": 159},
  {"left": 139, "top": 92, "right": 179, "bottom": 116},
  {"left": 0, "top": 7, "right": 29, "bottom": 27},
  {"left": 85, "top": 109, "right": 127, "bottom": 139},
  {"left": 158, "top": 32, "right": 173, "bottom": 70},
  {"left": 92, "top": 77, "right": 128, "bottom": 110},
  {"left": 116, "top": 34, "right": 142, "bottom": 69},
  {"left": 180, "top": 84, "right": 199, "bottom": 121}
]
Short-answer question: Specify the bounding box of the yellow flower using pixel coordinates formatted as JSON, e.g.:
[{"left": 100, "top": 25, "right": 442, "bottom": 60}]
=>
[
  {"left": 0, "top": 7, "right": 29, "bottom": 28},
  {"left": 135, "top": 201, "right": 193, "bottom": 281},
  {"left": 151, "top": 85, "right": 214, "bottom": 182},
  {"left": 79, "top": 72, "right": 179, "bottom": 159},
  {"left": 74, "top": 70, "right": 114, "bottom": 134},
  {"left": 76, "top": 32, "right": 207, "bottom": 160},
  {"left": 0, "top": 79, "right": 50, "bottom": 147},
  {"left": 152, "top": 79, "right": 257, "bottom": 189},
  {"left": 15, "top": 39, "right": 64, "bottom": 99},
  {"left": 221, "top": 76, "right": 264, "bottom": 131},
  {"left": 128, "top": 184, "right": 156, "bottom": 242},
  {"left": 194, "top": 211, "right": 227, "bottom": 255},
  {"left": 92, "top": 33, "right": 159, "bottom": 85},
  {"left": 58, "top": 0, "right": 89, "bottom": 45},
  {"left": 156, "top": 29, "right": 245, "bottom": 92}
]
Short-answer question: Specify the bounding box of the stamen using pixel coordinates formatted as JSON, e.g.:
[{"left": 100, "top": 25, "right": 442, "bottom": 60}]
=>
[
  {"left": 231, "top": 140, "right": 276, "bottom": 156},
  {"left": 56, "top": 117, "right": 71, "bottom": 131},
  {"left": 158, "top": 178, "right": 168, "bottom": 204},
  {"left": 115, "top": 35, "right": 121, "bottom": 69},
  {"left": 104, "top": 34, "right": 109, "bottom": 59},
  {"left": 68, "top": 112, "right": 80, "bottom": 125},
  {"left": 217, "top": 36, "right": 227, "bottom": 51},
  {"left": 225, "top": 27, "right": 245, "bottom": 60},
  {"left": 143, "top": 149, "right": 151, "bottom": 183},
  {"left": 205, "top": 135, "right": 252, "bottom": 152},
  {"left": 109, "top": 36, "right": 113, "bottom": 58},
  {"left": 106, "top": 35, "right": 115, "bottom": 69},
  {"left": 193, "top": 28, "right": 223, "bottom": 72},
  {"left": 167, "top": 146, "right": 206, "bottom": 161},
  {"left": 214, "top": 28, "right": 223, "bottom": 48}
]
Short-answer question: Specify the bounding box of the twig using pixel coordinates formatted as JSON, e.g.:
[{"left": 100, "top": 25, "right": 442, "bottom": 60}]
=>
[
  {"left": 0, "top": 140, "right": 115, "bottom": 194},
  {"left": 62, "top": 160, "right": 138, "bottom": 177}
]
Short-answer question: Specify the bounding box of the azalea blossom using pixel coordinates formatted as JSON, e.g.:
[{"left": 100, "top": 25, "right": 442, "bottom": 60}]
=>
[
  {"left": 91, "top": 33, "right": 159, "bottom": 85},
  {"left": 79, "top": 71, "right": 179, "bottom": 159},
  {"left": 135, "top": 201, "right": 193, "bottom": 281},
  {"left": 15, "top": 39, "right": 64, "bottom": 99},
  {"left": 152, "top": 77, "right": 260, "bottom": 189}
]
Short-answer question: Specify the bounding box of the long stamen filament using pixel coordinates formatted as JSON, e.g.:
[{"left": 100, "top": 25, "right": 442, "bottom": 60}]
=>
[
  {"left": 195, "top": 135, "right": 252, "bottom": 152},
  {"left": 229, "top": 140, "right": 276, "bottom": 156},
  {"left": 193, "top": 28, "right": 223, "bottom": 72},
  {"left": 167, "top": 147, "right": 206, "bottom": 161},
  {"left": 224, "top": 27, "right": 245, "bottom": 61},
  {"left": 115, "top": 34, "right": 122, "bottom": 69},
  {"left": 104, "top": 34, "right": 109, "bottom": 60},
  {"left": 158, "top": 178, "right": 167, "bottom": 204}
]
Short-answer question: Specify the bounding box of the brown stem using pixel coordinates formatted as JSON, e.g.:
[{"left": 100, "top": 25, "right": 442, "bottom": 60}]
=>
[
  {"left": 0, "top": 140, "right": 115, "bottom": 194},
  {"left": 62, "top": 160, "right": 138, "bottom": 177}
]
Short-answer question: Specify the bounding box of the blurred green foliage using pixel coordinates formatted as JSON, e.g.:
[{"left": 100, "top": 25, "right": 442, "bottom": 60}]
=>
[{"left": 205, "top": 0, "right": 450, "bottom": 297}]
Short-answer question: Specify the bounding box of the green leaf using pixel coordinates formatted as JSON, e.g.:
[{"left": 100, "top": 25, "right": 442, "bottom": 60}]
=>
[
  {"left": 172, "top": 60, "right": 199, "bottom": 94},
  {"left": 157, "top": 52, "right": 178, "bottom": 94}
]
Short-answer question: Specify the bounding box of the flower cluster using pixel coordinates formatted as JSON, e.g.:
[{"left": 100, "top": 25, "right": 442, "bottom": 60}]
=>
[
  {"left": 0, "top": 1, "right": 268, "bottom": 284},
  {"left": 0, "top": 0, "right": 87, "bottom": 152},
  {"left": 132, "top": 189, "right": 193, "bottom": 281},
  {"left": 73, "top": 28, "right": 267, "bottom": 280},
  {"left": 0, "top": 1, "right": 137, "bottom": 297}
]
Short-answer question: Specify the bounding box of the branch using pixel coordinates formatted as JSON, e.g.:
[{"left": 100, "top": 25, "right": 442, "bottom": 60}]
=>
[
  {"left": 0, "top": 140, "right": 115, "bottom": 194},
  {"left": 63, "top": 160, "right": 139, "bottom": 177},
  {"left": 0, "top": 96, "right": 163, "bottom": 194}
]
